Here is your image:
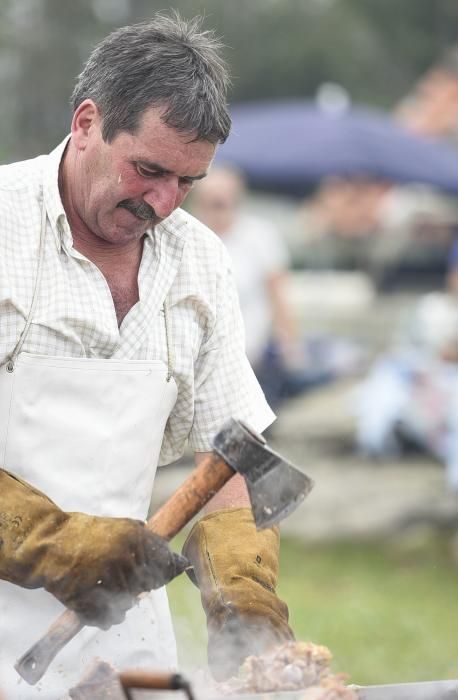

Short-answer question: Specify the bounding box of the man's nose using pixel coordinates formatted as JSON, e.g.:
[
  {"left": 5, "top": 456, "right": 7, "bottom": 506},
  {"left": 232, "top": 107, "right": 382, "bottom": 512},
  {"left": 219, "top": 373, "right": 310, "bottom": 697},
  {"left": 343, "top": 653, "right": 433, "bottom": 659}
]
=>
[{"left": 143, "top": 177, "right": 179, "bottom": 219}]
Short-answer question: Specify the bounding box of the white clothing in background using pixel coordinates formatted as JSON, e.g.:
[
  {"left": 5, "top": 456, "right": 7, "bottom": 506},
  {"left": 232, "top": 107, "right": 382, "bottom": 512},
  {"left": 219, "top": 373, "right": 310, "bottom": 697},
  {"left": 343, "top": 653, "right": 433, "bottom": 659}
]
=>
[{"left": 221, "top": 214, "right": 289, "bottom": 366}]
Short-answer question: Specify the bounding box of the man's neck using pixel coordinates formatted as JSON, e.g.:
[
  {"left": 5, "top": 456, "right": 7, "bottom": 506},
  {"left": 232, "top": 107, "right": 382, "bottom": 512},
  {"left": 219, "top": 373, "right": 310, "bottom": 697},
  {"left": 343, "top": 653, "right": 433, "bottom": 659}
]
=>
[{"left": 71, "top": 230, "right": 144, "bottom": 270}]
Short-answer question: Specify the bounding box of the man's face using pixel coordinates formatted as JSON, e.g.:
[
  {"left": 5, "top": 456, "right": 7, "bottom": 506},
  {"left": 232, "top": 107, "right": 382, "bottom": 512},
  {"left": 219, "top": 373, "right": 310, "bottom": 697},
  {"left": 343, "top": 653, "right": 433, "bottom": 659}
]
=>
[{"left": 70, "top": 103, "right": 216, "bottom": 245}]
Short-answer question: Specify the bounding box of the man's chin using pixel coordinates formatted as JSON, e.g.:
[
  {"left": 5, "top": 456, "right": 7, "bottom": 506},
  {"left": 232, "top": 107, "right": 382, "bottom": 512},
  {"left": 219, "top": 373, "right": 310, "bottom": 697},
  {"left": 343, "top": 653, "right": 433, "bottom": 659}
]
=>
[{"left": 96, "top": 223, "right": 149, "bottom": 245}]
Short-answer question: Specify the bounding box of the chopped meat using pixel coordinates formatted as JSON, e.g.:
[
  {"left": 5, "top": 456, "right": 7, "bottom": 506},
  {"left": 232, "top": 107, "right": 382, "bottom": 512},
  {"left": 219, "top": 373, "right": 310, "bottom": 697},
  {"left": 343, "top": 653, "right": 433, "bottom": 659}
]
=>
[
  {"left": 301, "top": 676, "right": 359, "bottom": 700},
  {"left": 213, "top": 641, "right": 358, "bottom": 699},
  {"left": 67, "top": 660, "right": 125, "bottom": 700}
]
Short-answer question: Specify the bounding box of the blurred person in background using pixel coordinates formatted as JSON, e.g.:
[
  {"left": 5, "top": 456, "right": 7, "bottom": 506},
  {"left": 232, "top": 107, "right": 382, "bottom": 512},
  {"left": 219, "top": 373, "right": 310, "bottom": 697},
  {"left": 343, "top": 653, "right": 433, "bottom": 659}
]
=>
[
  {"left": 294, "top": 176, "right": 390, "bottom": 272},
  {"left": 0, "top": 14, "right": 293, "bottom": 699},
  {"left": 294, "top": 176, "right": 457, "bottom": 289},
  {"left": 396, "top": 44, "right": 458, "bottom": 143},
  {"left": 353, "top": 236, "right": 458, "bottom": 491},
  {"left": 191, "top": 165, "right": 296, "bottom": 405},
  {"left": 294, "top": 45, "right": 458, "bottom": 287},
  {"left": 368, "top": 42, "right": 458, "bottom": 288},
  {"left": 191, "top": 165, "right": 349, "bottom": 409}
]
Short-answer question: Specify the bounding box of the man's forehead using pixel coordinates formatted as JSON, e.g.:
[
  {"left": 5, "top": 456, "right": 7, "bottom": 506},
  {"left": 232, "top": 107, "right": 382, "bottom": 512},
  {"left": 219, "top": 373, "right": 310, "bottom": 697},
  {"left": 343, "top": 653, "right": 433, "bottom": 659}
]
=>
[
  {"left": 135, "top": 105, "right": 201, "bottom": 143},
  {"left": 117, "top": 124, "right": 216, "bottom": 175}
]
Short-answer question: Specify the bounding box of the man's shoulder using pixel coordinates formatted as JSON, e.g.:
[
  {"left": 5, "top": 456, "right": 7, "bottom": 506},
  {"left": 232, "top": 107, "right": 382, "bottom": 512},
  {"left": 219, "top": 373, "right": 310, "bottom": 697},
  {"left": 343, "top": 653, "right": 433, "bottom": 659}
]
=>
[
  {"left": 164, "top": 208, "right": 219, "bottom": 240},
  {"left": 0, "top": 155, "right": 46, "bottom": 249},
  {"left": 160, "top": 210, "right": 233, "bottom": 303},
  {"left": 0, "top": 154, "right": 46, "bottom": 224},
  {"left": 0, "top": 153, "right": 46, "bottom": 194},
  {"left": 164, "top": 208, "right": 229, "bottom": 260}
]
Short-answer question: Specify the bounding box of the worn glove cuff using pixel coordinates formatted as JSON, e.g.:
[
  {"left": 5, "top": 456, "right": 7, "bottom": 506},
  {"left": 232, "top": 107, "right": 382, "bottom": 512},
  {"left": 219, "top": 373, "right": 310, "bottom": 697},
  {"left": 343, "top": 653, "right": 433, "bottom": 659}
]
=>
[{"left": 182, "top": 507, "right": 294, "bottom": 678}]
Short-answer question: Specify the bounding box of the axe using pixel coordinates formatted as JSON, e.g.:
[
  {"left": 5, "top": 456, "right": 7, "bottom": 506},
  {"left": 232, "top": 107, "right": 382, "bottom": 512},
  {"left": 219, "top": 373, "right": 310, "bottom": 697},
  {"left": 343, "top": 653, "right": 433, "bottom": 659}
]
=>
[
  {"left": 15, "top": 418, "right": 313, "bottom": 685},
  {"left": 68, "top": 662, "right": 196, "bottom": 700}
]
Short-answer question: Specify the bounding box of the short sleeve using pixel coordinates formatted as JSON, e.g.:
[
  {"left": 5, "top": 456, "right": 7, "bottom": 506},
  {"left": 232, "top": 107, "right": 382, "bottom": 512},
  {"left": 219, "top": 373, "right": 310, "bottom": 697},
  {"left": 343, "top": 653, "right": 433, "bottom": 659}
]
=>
[{"left": 188, "top": 246, "right": 275, "bottom": 452}]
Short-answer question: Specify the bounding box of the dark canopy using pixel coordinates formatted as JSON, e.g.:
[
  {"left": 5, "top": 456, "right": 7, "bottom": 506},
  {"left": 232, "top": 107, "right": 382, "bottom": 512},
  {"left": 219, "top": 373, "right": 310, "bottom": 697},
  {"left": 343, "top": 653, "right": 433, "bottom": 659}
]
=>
[{"left": 215, "top": 100, "right": 458, "bottom": 196}]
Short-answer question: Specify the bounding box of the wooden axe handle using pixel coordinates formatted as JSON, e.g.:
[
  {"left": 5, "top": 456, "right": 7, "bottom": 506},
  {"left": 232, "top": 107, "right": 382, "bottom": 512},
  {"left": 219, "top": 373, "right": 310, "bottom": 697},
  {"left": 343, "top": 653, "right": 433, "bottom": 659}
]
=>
[
  {"left": 14, "top": 453, "right": 234, "bottom": 685},
  {"left": 148, "top": 452, "right": 234, "bottom": 540},
  {"left": 119, "top": 670, "right": 179, "bottom": 690},
  {"left": 119, "top": 670, "right": 196, "bottom": 700}
]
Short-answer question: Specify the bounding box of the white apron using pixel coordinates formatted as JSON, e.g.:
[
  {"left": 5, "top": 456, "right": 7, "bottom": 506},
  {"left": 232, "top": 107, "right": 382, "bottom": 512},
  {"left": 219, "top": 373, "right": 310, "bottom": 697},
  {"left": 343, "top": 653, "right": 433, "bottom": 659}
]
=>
[{"left": 0, "top": 203, "right": 179, "bottom": 699}]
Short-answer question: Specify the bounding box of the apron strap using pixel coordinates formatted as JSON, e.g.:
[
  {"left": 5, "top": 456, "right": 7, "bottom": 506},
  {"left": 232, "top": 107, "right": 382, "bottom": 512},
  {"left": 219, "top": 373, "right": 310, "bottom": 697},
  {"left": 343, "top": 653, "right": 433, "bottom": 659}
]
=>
[
  {"left": 163, "top": 297, "right": 175, "bottom": 382},
  {"left": 6, "top": 201, "right": 47, "bottom": 372},
  {"left": 6, "top": 199, "right": 176, "bottom": 381}
]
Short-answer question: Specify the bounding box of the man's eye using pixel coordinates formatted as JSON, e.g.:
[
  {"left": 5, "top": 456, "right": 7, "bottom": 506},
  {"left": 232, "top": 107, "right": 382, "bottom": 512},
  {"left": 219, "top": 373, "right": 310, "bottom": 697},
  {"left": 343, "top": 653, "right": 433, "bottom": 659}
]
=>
[{"left": 136, "top": 164, "right": 157, "bottom": 178}]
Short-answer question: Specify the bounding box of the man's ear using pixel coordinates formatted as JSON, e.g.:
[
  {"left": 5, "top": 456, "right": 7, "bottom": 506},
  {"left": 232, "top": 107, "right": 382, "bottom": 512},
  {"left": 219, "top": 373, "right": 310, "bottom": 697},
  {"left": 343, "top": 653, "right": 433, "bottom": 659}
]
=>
[{"left": 71, "top": 99, "right": 102, "bottom": 150}]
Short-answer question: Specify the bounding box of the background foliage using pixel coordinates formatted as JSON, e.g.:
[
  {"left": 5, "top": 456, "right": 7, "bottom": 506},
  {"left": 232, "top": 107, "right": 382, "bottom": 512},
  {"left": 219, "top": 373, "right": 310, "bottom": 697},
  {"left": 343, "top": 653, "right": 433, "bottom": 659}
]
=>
[
  {"left": 168, "top": 532, "right": 458, "bottom": 685},
  {"left": 1, "top": 0, "right": 458, "bottom": 160}
]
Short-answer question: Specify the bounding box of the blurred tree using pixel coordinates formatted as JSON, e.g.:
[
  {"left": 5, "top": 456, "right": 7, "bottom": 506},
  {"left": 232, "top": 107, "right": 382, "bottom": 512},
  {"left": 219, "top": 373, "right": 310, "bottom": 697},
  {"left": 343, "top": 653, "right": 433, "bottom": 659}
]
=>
[{"left": 0, "top": 0, "right": 457, "bottom": 161}]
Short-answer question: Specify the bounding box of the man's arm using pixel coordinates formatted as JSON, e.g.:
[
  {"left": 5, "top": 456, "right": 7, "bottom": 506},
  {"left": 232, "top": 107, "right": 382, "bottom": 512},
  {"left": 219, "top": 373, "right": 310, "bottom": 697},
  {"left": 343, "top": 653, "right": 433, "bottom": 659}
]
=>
[
  {"left": 195, "top": 452, "right": 250, "bottom": 512},
  {"left": 0, "top": 469, "right": 186, "bottom": 628},
  {"left": 182, "top": 451, "right": 294, "bottom": 680}
]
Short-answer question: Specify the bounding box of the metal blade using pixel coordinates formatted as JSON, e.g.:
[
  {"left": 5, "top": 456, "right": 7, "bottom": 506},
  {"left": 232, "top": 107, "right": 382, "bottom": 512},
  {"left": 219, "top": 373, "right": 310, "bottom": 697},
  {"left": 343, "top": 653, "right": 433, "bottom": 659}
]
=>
[
  {"left": 212, "top": 418, "right": 314, "bottom": 529},
  {"left": 354, "top": 679, "right": 458, "bottom": 700},
  {"left": 245, "top": 458, "right": 313, "bottom": 529},
  {"left": 209, "top": 682, "right": 458, "bottom": 700}
]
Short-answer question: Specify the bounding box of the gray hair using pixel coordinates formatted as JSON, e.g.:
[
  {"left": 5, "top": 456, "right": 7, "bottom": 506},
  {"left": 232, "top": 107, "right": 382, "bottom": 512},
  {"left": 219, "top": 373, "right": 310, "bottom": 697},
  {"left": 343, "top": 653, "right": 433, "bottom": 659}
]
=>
[{"left": 71, "top": 12, "right": 231, "bottom": 144}]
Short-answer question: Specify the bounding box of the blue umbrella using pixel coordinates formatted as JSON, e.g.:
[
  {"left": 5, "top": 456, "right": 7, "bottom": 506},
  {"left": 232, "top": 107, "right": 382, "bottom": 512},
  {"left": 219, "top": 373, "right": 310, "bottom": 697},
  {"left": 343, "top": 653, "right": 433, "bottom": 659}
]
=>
[{"left": 215, "top": 99, "right": 458, "bottom": 196}]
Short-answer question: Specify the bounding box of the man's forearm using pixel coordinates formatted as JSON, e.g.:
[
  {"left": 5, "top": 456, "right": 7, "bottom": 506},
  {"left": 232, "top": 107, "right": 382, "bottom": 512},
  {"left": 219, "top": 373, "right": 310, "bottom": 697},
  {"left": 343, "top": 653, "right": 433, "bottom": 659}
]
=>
[
  {"left": 182, "top": 501, "right": 294, "bottom": 679},
  {"left": 194, "top": 451, "right": 251, "bottom": 512}
]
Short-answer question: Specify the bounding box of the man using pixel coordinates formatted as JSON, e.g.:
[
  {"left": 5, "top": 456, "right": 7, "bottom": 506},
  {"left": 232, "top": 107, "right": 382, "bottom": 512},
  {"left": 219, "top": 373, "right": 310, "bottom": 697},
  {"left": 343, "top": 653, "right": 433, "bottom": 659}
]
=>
[{"left": 0, "top": 13, "right": 292, "bottom": 700}]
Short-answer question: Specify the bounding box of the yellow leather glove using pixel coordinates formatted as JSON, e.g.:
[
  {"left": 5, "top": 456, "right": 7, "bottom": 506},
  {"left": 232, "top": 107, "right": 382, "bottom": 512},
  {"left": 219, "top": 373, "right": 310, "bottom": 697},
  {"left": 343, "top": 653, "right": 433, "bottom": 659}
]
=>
[
  {"left": 182, "top": 507, "right": 294, "bottom": 680},
  {"left": 0, "top": 468, "right": 187, "bottom": 628}
]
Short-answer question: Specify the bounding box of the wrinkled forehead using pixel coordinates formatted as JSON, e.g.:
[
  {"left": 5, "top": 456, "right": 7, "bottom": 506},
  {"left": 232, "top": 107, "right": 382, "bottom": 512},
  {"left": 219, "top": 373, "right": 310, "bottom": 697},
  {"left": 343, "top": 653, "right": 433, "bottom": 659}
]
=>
[{"left": 111, "top": 116, "right": 216, "bottom": 175}]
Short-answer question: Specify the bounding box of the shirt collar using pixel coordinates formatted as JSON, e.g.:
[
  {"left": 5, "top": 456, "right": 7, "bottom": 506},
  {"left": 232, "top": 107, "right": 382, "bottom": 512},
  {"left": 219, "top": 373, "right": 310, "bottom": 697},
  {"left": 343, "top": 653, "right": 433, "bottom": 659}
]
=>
[
  {"left": 42, "top": 135, "right": 72, "bottom": 253},
  {"left": 41, "top": 135, "right": 190, "bottom": 254}
]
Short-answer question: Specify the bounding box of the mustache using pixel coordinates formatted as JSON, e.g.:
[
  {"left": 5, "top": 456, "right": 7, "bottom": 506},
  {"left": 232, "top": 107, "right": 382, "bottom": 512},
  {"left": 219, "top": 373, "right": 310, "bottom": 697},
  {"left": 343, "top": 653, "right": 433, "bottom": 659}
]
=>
[{"left": 117, "top": 199, "right": 157, "bottom": 221}]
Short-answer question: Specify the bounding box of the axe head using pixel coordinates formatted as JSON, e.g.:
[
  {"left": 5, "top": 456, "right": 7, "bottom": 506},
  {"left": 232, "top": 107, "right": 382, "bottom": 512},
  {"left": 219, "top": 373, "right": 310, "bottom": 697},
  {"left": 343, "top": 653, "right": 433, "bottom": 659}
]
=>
[{"left": 212, "top": 418, "right": 314, "bottom": 529}]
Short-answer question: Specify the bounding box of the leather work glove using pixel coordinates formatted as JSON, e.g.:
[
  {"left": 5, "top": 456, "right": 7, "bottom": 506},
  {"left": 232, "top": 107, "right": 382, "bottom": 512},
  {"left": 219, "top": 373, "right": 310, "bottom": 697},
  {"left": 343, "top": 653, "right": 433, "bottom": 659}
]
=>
[
  {"left": 0, "top": 468, "right": 187, "bottom": 628},
  {"left": 182, "top": 507, "right": 294, "bottom": 680}
]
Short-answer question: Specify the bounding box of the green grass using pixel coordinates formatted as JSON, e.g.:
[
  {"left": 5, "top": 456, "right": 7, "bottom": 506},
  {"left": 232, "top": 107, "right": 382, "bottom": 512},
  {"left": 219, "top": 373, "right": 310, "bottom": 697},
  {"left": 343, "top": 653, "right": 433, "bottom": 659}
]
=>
[{"left": 167, "top": 532, "right": 458, "bottom": 685}]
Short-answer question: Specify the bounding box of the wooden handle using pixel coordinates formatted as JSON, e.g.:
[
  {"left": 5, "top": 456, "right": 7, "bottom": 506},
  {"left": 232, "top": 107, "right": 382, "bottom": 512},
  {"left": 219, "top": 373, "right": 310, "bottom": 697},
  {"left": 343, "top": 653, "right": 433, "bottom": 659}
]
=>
[
  {"left": 120, "top": 670, "right": 178, "bottom": 690},
  {"left": 147, "top": 452, "right": 233, "bottom": 539},
  {"left": 119, "top": 670, "right": 196, "bottom": 700},
  {"left": 15, "top": 453, "right": 234, "bottom": 685},
  {"left": 14, "top": 610, "right": 83, "bottom": 685}
]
